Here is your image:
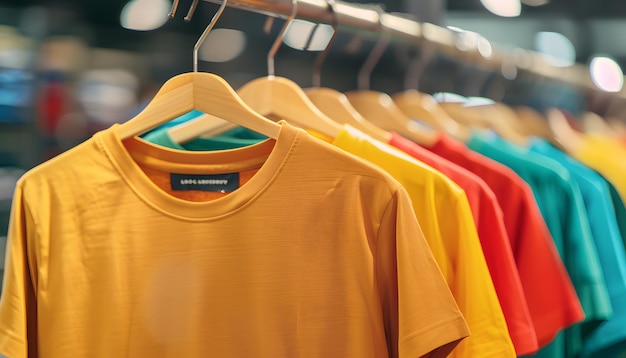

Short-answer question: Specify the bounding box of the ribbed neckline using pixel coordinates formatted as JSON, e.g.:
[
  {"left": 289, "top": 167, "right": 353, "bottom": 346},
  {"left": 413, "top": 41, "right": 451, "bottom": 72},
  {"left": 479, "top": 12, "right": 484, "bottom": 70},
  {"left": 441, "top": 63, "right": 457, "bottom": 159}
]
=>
[{"left": 96, "top": 121, "right": 299, "bottom": 221}]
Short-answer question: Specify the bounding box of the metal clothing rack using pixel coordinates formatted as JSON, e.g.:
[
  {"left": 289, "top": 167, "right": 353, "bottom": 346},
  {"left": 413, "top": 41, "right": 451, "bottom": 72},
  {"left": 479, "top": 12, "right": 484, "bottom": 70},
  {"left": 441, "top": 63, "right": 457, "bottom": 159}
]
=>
[{"left": 199, "top": 0, "right": 620, "bottom": 99}]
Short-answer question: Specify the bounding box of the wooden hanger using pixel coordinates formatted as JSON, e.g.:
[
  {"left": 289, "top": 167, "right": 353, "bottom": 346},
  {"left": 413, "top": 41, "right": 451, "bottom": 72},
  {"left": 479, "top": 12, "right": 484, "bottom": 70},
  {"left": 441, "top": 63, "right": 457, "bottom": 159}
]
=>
[
  {"left": 238, "top": 77, "right": 341, "bottom": 138},
  {"left": 117, "top": 74, "right": 281, "bottom": 141},
  {"left": 346, "top": 90, "right": 438, "bottom": 146},
  {"left": 116, "top": 0, "right": 281, "bottom": 140},
  {"left": 391, "top": 46, "right": 467, "bottom": 142},
  {"left": 237, "top": 0, "right": 341, "bottom": 139},
  {"left": 546, "top": 107, "right": 583, "bottom": 153},
  {"left": 607, "top": 116, "right": 626, "bottom": 138},
  {"left": 306, "top": 88, "right": 391, "bottom": 142},
  {"left": 439, "top": 102, "right": 489, "bottom": 129},
  {"left": 167, "top": 114, "right": 239, "bottom": 144},
  {"left": 472, "top": 102, "right": 529, "bottom": 146},
  {"left": 303, "top": 0, "right": 390, "bottom": 142},
  {"left": 345, "top": 25, "right": 437, "bottom": 146},
  {"left": 581, "top": 111, "right": 617, "bottom": 138},
  {"left": 513, "top": 106, "right": 554, "bottom": 139},
  {"left": 435, "top": 93, "right": 476, "bottom": 129},
  {"left": 393, "top": 90, "right": 470, "bottom": 142}
]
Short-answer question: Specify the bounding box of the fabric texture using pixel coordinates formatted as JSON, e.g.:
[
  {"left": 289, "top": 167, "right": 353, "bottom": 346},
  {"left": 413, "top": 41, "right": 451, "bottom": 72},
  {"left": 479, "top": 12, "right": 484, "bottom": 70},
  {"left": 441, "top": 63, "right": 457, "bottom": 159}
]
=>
[
  {"left": 530, "top": 138, "right": 626, "bottom": 358},
  {"left": 331, "top": 126, "right": 516, "bottom": 358},
  {"left": 388, "top": 132, "right": 537, "bottom": 355},
  {"left": 0, "top": 122, "right": 469, "bottom": 358},
  {"left": 604, "top": 178, "right": 626, "bottom": 249},
  {"left": 467, "top": 132, "right": 607, "bottom": 358},
  {"left": 428, "top": 133, "right": 585, "bottom": 348},
  {"left": 141, "top": 124, "right": 517, "bottom": 357}
]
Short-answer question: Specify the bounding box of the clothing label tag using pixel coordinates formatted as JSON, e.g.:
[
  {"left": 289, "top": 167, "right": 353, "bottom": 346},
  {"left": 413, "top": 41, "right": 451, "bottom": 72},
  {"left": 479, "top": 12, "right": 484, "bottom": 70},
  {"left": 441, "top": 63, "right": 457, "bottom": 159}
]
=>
[{"left": 170, "top": 173, "right": 239, "bottom": 192}]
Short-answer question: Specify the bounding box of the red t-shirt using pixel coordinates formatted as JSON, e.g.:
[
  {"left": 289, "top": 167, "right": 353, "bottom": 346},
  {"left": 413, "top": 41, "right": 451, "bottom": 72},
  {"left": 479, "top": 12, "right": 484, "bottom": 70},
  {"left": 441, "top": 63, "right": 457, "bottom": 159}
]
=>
[
  {"left": 388, "top": 132, "right": 538, "bottom": 355},
  {"left": 427, "top": 133, "right": 584, "bottom": 348}
]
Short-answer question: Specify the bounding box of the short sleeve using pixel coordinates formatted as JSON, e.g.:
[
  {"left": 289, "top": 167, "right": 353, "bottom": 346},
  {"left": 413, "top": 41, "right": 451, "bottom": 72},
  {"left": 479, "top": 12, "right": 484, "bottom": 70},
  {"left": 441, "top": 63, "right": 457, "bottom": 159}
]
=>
[
  {"left": 605, "top": 179, "right": 626, "bottom": 250},
  {"left": 475, "top": 187, "right": 538, "bottom": 355},
  {"left": 561, "top": 179, "right": 612, "bottom": 326},
  {"left": 512, "top": 186, "right": 584, "bottom": 347},
  {"left": 439, "top": 193, "right": 516, "bottom": 357},
  {"left": 0, "top": 183, "right": 37, "bottom": 358},
  {"left": 376, "top": 186, "right": 469, "bottom": 358}
]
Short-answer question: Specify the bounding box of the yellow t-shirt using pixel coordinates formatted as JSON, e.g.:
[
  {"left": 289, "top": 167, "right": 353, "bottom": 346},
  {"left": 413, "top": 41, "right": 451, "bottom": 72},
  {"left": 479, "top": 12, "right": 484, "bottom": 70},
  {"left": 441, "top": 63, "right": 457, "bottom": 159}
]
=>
[
  {"left": 569, "top": 134, "right": 626, "bottom": 201},
  {"left": 331, "top": 126, "right": 516, "bottom": 358},
  {"left": 0, "top": 121, "right": 468, "bottom": 358}
]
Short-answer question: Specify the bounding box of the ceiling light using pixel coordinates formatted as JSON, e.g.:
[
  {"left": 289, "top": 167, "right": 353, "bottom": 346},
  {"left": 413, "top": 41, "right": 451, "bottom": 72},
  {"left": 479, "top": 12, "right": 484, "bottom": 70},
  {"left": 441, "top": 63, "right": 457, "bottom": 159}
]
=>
[
  {"left": 534, "top": 32, "right": 575, "bottom": 67},
  {"left": 522, "top": 0, "right": 549, "bottom": 6},
  {"left": 480, "top": 0, "right": 521, "bottom": 17},
  {"left": 590, "top": 56, "right": 624, "bottom": 93},
  {"left": 198, "top": 29, "right": 247, "bottom": 62},
  {"left": 477, "top": 37, "right": 493, "bottom": 58},
  {"left": 303, "top": 24, "right": 334, "bottom": 52},
  {"left": 501, "top": 62, "right": 517, "bottom": 80},
  {"left": 282, "top": 19, "right": 334, "bottom": 51},
  {"left": 120, "top": 0, "right": 170, "bottom": 32},
  {"left": 283, "top": 19, "right": 317, "bottom": 51}
]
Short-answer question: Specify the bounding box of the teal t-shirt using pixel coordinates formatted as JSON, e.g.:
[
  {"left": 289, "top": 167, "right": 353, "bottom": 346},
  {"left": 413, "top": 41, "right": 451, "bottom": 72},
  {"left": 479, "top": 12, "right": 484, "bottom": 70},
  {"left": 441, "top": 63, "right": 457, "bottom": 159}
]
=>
[
  {"left": 142, "top": 125, "right": 267, "bottom": 151},
  {"left": 604, "top": 178, "right": 626, "bottom": 250},
  {"left": 467, "top": 132, "right": 611, "bottom": 358},
  {"left": 140, "top": 110, "right": 205, "bottom": 136},
  {"left": 530, "top": 138, "right": 626, "bottom": 357}
]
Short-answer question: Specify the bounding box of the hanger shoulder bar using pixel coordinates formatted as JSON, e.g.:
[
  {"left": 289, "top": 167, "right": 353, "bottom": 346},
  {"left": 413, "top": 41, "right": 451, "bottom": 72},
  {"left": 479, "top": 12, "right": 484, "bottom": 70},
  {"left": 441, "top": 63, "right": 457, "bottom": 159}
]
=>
[
  {"left": 116, "top": 81, "right": 195, "bottom": 140},
  {"left": 191, "top": 73, "right": 282, "bottom": 139},
  {"left": 116, "top": 72, "right": 281, "bottom": 140}
]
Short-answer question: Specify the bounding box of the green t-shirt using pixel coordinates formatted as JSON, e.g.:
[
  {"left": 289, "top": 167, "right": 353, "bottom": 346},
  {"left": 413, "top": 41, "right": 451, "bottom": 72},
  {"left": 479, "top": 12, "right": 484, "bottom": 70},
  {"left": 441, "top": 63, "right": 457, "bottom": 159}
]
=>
[
  {"left": 140, "top": 110, "right": 205, "bottom": 135},
  {"left": 142, "top": 126, "right": 267, "bottom": 151},
  {"left": 467, "top": 132, "right": 611, "bottom": 358},
  {"left": 530, "top": 138, "right": 626, "bottom": 358},
  {"left": 604, "top": 178, "right": 626, "bottom": 250}
]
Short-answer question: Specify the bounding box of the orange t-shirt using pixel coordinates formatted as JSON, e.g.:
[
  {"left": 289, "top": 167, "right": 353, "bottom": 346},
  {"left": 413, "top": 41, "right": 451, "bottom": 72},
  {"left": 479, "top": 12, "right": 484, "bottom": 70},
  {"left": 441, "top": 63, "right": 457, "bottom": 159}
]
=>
[{"left": 0, "top": 121, "right": 468, "bottom": 358}]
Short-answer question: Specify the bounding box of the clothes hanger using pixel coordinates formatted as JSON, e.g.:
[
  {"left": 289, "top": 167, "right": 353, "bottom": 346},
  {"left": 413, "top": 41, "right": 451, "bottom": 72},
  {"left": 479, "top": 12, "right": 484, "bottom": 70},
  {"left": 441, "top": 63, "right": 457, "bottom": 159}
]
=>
[
  {"left": 391, "top": 45, "right": 469, "bottom": 142},
  {"left": 581, "top": 110, "right": 619, "bottom": 138},
  {"left": 469, "top": 102, "right": 530, "bottom": 145},
  {"left": 439, "top": 101, "right": 489, "bottom": 129},
  {"left": 303, "top": 0, "right": 391, "bottom": 142},
  {"left": 236, "top": 0, "right": 341, "bottom": 139},
  {"left": 433, "top": 50, "right": 497, "bottom": 132},
  {"left": 115, "top": 0, "right": 281, "bottom": 140},
  {"left": 512, "top": 105, "right": 566, "bottom": 151},
  {"left": 546, "top": 107, "right": 583, "bottom": 152},
  {"left": 167, "top": 113, "right": 239, "bottom": 144},
  {"left": 344, "top": 12, "right": 438, "bottom": 146},
  {"left": 463, "top": 62, "right": 533, "bottom": 146},
  {"left": 475, "top": 62, "right": 555, "bottom": 145},
  {"left": 606, "top": 116, "right": 626, "bottom": 139},
  {"left": 513, "top": 106, "right": 555, "bottom": 139},
  {"left": 163, "top": 0, "right": 240, "bottom": 144}
]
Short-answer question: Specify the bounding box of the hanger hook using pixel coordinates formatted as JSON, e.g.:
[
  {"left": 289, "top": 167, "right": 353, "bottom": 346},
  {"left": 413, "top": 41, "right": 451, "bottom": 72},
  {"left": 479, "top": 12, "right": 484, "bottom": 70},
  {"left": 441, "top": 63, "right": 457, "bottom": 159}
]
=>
[
  {"left": 312, "top": 0, "right": 339, "bottom": 87},
  {"left": 193, "top": 0, "right": 228, "bottom": 72},
  {"left": 267, "top": 0, "right": 298, "bottom": 77},
  {"left": 357, "top": 7, "right": 390, "bottom": 90},
  {"left": 184, "top": 0, "right": 201, "bottom": 22},
  {"left": 404, "top": 44, "right": 434, "bottom": 91},
  {"left": 168, "top": 0, "right": 180, "bottom": 18}
]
